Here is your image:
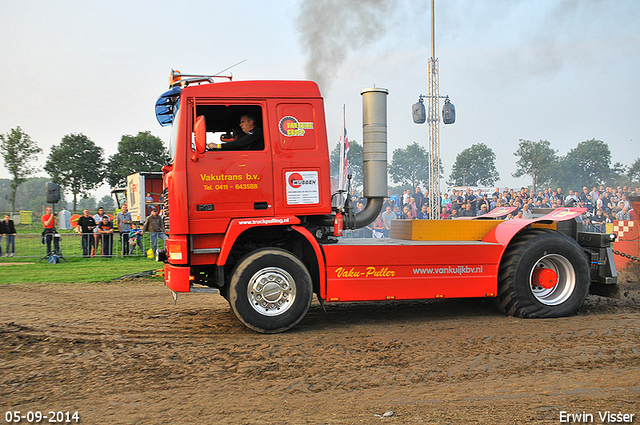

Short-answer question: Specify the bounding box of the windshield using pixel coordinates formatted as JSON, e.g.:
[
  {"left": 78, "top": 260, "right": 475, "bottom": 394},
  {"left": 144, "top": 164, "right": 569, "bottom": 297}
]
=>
[{"left": 112, "top": 190, "right": 127, "bottom": 209}]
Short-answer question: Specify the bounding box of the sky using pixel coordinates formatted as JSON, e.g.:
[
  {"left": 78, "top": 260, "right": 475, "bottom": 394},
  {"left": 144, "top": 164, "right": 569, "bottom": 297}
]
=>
[{"left": 1, "top": 0, "right": 639, "bottom": 202}]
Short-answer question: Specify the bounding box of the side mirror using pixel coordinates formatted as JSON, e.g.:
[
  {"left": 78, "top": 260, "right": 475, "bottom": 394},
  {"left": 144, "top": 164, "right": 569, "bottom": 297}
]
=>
[{"left": 192, "top": 115, "right": 207, "bottom": 162}]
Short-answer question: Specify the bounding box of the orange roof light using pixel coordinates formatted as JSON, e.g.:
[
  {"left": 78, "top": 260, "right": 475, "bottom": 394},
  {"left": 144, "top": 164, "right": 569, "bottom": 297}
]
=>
[{"left": 170, "top": 69, "right": 182, "bottom": 87}]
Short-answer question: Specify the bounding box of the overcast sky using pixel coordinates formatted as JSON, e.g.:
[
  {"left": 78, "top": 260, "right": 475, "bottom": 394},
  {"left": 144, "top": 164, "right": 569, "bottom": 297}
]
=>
[{"left": 1, "top": 0, "right": 638, "bottom": 200}]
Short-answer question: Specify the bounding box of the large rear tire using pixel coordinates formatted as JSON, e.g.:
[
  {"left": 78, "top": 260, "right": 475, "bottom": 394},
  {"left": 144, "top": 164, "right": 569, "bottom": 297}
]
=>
[
  {"left": 496, "top": 229, "right": 590, "bottom": 318},
  {"left": 229, "top": 248, "right": 313, "bottom": 333}
]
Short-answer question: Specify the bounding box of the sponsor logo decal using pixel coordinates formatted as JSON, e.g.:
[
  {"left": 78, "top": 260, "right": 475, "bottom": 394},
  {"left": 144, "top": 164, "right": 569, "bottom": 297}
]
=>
[
  {"left": 287, "top": 172, "right": 316, "bottom": 189},
  {"left": 491, "top": 207, "right": 510, "bottom": 215},
  {"left": 285, "top": 171, "right": 319, "bottom": 204},
  {"left": 237, "top": 217, "right": 291, "bottom": 226},
  {"left": 335, "top": 266, "right": 396, "bottom": 278},
  {"left": 551, "top": 208, "right": 575, "bottom": 218},
  {"left": 279, "top": 116, "right": 314, "bottom": 137}
]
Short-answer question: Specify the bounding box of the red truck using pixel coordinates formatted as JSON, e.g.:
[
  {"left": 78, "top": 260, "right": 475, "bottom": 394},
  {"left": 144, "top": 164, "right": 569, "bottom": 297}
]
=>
[{"left": 154, "top": 71, "right": 618, "bottom": 333}]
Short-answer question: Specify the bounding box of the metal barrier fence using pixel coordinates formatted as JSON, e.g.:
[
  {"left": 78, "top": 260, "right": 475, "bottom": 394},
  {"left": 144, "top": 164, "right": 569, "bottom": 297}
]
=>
[{"left": 0, "top": 232, "right": 166, "bottom": 259}]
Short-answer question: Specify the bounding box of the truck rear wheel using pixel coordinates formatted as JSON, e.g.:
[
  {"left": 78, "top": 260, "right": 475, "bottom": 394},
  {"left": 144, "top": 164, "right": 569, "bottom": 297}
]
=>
[
  {"left": 496, "top": 229, "right": 589, "bottom": 318},
  {"left": 229, "top": 248, "right": 313, "bottom": 333}
]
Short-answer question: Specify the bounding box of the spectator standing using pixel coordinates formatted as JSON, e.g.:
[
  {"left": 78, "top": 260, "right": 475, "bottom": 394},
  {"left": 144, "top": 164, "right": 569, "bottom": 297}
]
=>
[
  {"left": 413, "top": 187, "right": 424, "bottom": 209},
  {"left": 382, "top": 192, "right": 395, "bottom": 212},
  {"left": 616, "top": 207, "right": 631, "bottom": 221},
  {"left": 451, "top": 190, "right": 461, "bottom": 212},
  {"left": 76, "top": 209, "right": 96, "bottom": 257},
  {"left": 143, "top": 207, "right": 168, "bottom": 255},
  {"left": 371, "top": 216, "right": 385, "bottom": 238},
  {"left": 93, "top": 207, "right": 106, "bottom": 256},
  {"left": 128, "top": 223, "right": 145, "bottom": 255},
  {"left": 556, "top": 188, "right": 564, "bottom": 205},
  {"left": 604, "top": 211, "right": 615, "bottom": 225},
  {"left": 402, "top": 190, "right": 410, "bottom": 206},
  {"left": 441, "top": 193, "right": 452, "bottom": 213},
  {"left": 0, "top": 218, "right": 5, "bottom": 257},
  {"left": 619, "top": 195, "right": 630, "bottom": 210},
  {"left": 97, "top": 215, "right": 114, "bottom": 257},
  {"left": 3, "top": 214, "right": 16, "bottom": 257},
  {"left": 489, "top": 196, "right": 498, "bottom": 211},
  {"left": 474, "top": 190, "right": 485, "bottom": 211},
  {"left": 381, "top": 206, "right": 396, "bottom": 237},
  {"left": 417, "top": 204, "right": 429, "bottom": 220},
  {"left": 590, "top": 187, "right": 600, "bottom": 212},
  {"left": 58, "top": 207, "right": 72, "bottom": 230},
  {"left": 591, "top": 209, "right": 606, "bottom": 233},
  {"left": 566, "top": 190, "right": 579, "bottom": 206},
  {"left": 408, "top": 196, "right": 418, "bottom": 217},
  {"left": 145, "top": 192, "right": 154, "bottom": 215},
  {"left": 458, "top": 203, "right": 474, "bottom": 217},
  {"left": 400, "top": 205, "right": 412, "bottom": 220},
  {"left": 116, "top": 204, "right": 132, "bottom": 257},
  {"left": 390, "top": 192, "right": 400, "bottom": 210},
  {"left": 41, "top": 206, "right": 60, "bottom": 257}
]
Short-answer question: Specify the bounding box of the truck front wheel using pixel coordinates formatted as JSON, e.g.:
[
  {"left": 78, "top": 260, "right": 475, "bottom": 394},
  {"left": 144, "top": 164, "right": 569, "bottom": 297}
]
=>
[
  {"left": 496, "top": 229, "right": 590, "bottom": 318},
  {"left": 229, "top": 248, "right": 313, "bottom": 333}
]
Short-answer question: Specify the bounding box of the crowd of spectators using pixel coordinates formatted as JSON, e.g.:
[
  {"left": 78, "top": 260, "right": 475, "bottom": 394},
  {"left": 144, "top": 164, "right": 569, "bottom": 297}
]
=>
[
  {"left": 346, "top": 184, "right": 640, "bottom": 238},
  {"left": 4, "top": 204, "right": 169, "bottom": 260}
]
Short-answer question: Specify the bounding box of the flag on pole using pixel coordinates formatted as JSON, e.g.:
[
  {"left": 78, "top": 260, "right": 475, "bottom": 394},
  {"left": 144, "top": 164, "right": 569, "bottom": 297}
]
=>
[{"left": 338, "top": 105, "right": 349, "bottom": 191}]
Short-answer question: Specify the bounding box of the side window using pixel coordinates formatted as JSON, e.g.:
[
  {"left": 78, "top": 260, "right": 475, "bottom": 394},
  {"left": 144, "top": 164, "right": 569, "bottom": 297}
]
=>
[{"left": 195, "top": 105, "right": 264, "bottom": 151}]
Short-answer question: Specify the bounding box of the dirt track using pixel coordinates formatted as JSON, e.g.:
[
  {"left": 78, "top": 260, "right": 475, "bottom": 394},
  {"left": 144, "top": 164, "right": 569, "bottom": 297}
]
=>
[{"left": 1, "top": 265, "right": 639, "bottom": 425}]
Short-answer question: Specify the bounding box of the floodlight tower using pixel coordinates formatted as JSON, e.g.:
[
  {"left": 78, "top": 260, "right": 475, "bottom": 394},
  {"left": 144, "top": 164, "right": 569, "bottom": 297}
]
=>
[
  {"left": 412, "top": 0, "right": 455, "bottom": 220},
  {"left": 427, "top": 0, "right": 440, "bottom": 220}
]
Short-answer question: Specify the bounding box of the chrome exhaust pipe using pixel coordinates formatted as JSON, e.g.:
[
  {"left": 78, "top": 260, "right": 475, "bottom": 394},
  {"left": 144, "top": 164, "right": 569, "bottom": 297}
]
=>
[
  {"left": 349, "top": 87, "right": 388, "bottom": 228},
  {"left": 312, "top": 87, "right": 388, "bottom": 229}
]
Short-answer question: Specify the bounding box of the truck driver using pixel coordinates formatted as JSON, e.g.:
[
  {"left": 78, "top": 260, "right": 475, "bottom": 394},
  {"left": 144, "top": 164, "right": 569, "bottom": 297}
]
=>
[{"left": 209, "top": 114, "right": 263, "bottom": 151}]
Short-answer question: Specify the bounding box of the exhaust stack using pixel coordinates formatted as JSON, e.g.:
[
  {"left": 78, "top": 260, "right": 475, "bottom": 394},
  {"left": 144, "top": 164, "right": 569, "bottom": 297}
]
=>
[
  {"left": 348, "top": 87, "right": 388, "bottom": 228},
  {"left": 311, "top": 87, "right": 388, "bottom": 230}
]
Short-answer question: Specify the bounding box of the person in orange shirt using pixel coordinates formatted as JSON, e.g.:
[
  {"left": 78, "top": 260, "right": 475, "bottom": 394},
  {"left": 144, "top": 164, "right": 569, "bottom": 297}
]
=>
[{"left": 41, "top": 206, "right": 60, "bottom": 256}]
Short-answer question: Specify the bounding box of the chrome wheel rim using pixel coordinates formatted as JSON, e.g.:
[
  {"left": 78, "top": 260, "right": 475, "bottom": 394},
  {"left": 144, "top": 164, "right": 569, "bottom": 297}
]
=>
[
  {"left": 247, "top": 267, "right": 297, "bottom": 316},
  {"left": 529, "top": 254, "right": 576, "bottom": 305}
]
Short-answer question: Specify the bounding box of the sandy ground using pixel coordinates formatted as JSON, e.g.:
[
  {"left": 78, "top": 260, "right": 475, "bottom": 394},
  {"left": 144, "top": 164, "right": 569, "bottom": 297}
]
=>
[{"left": 1, "top": 264, "right": 639, "bottom": 425}]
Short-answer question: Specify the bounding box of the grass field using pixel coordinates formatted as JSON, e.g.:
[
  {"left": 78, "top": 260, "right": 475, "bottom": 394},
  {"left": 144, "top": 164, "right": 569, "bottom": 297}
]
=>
[{"left": 0, "top": 256, "right": 163, "bottom": 285}]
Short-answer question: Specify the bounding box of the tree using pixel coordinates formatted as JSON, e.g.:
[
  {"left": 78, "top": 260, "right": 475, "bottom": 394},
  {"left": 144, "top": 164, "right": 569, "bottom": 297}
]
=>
[
  {"left": 106, "top": 132, "right": 169, "bottom": 187},
  {"left": 561, "top": 139, "right": 612, "bottom": 189},
  {"left": 0, "top": 127, "right": 42, "bottom": 213},
  {"left": 512, "top": 139, "right": 558, "bottom": 192},
  {"left": 388, "top": 142, "right": 430, "bottom": 190},
  {"left": 448, "top": 143, "right": 499, "bottom": 187},
  {"left": 606, "top": 161, "right": 629, "bottom": 188},
  {"left": 16, "top": 177, "right": 53, "bottom": 211},
  {"left": 45, "top": 133, "right": 105, "bottom": 212},
  {"left": 98, "top": 194, "right": 115, "bottom": 211},
  {"left": 627, "top": 157, "right": 640, "bottom": 182},
  {"left": 77, "top": 196, "right": 97, "bottom": 211},
  {"left": 329, "top": 140, "right": 363, "bottom": 191}
]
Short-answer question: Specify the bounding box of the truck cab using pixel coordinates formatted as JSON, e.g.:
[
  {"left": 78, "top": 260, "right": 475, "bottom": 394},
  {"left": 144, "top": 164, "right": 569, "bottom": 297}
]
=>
[{"left": 157, "top": 78, "right": 333, "bottom": 304}]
